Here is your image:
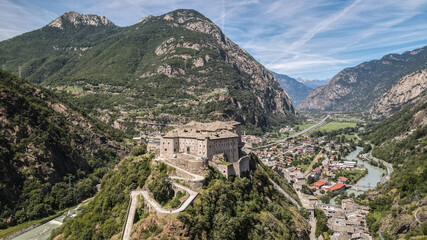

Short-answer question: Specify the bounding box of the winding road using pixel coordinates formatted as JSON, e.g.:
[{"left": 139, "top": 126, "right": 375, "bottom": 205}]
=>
[{"left": 121, "top": 158, "right": 204, "bottom": 240}]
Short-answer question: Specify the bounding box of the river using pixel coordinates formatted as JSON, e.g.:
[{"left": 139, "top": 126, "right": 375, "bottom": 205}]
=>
[
  {"left": 12, "top": 215, "right": 65, "bottom": 240},
  {"left": 330, "top": 147, "right": 386, "bottom": 204}
]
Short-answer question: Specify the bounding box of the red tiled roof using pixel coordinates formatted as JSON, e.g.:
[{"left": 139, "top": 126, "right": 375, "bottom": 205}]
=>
[
  {"left": 338, "top": 176, "right": 348, "bottom": 181},
  {"left": 329, "top": 183, "right": 345, "bottom": 191},
  {"left": 313, "top": 179, "right": 328, "bottom": 187}
]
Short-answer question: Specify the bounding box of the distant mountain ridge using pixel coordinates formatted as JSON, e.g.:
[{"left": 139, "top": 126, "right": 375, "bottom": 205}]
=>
[
  {"left": 272, "top": 72, "right": 312, "bottom": 107},
  {"left": 299, "top": 46, "right": 427, "bottom": 113},
  {"left": 296, "top": 78, "right": 330, "bottom": 89},
  {"left": 0, "top": 9, "right": 297, "bottom": 134}
]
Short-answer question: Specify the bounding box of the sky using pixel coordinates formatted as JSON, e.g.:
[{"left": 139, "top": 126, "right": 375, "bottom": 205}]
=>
[{"left": 1, "top": 0, "right": 427, "bottom": 79}]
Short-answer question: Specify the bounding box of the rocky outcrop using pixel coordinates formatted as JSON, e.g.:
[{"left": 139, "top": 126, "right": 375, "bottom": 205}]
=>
[
  {"left": 299, "top": 46, "right": 427, "bottom": 112},
  {"left": 157, "top": 10, "right": 295, "bottom": 118},
  {"left": 0, "top": 9, "right": 296, "bottom": 132},
  {"left": 370, "top": 69, "right": 427, "bottom": 119},
  {"left": 48, "top": 11, "right": 115, "bottom": 29}
]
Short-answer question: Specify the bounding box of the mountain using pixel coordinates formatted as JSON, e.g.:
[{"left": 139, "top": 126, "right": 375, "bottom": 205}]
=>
[
  {"left": 296, "top": 78, "right": 330, "bottom": 89},
  {"left": 50, "top": 154, "right": 310, "bottom": 239},
  {"left": 272, "top": 72, "right": 312, "bottom": 107},
  {"left": 299, "top": 46, "right": 427, "bottom": 112},
  {"left": 0, "top": 70, "right": 127, "bottom": 229},
  {"left": 369, "top": 69, "right": 427, "bottom": 119},
  {"left": 0, "top": 10, "right": 297, "bottom": 134},
  {"left": 360, "top": 95, "right": 427, "bottom": 239}
]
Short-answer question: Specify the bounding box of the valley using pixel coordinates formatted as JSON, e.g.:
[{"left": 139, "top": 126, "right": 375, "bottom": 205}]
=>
[{"left": 0, "top": 5, "right": 426, "bottom": 240}]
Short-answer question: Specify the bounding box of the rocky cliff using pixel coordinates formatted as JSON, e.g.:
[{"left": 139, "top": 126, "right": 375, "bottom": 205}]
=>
[
  {"left": 299, "top": 46, "right": 427, "bottom": 113},
  {"left": 0, "top": 9, "right": 297, "bottom": 134},
  {"left": 370, "top": 69, "right": 427, "bottom": 119},
  {"left": 48, "top": 11, "right": 115, "bottom": 29}
]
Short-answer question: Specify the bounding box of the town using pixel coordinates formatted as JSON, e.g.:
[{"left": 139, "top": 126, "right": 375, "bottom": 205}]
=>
[{"left": 139, "top": 115, "right": 381, "bottom": 240}]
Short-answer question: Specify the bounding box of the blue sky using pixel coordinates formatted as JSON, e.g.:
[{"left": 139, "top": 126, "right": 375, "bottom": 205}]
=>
[{"left": 1, "top": 0, "right": 427, "bottom": 79}]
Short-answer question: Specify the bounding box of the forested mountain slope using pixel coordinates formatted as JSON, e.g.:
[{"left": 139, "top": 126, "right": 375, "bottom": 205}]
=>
[
  {"left": 359, "top": 95, "right": 427, "bottom": 238},
  {"left": 50, "top": 154, "right": 311, "bottom": 240},
  {"left": 0, "top": 70, "right": 127, "bottom": 229},
  {"left": 0, "top": 9, "right": 297, "bottom": 134}
]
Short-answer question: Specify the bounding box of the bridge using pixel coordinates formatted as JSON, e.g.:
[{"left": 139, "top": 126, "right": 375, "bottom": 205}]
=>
[{"left": 351, "top": 185, "right": 376, "bottom": 191}]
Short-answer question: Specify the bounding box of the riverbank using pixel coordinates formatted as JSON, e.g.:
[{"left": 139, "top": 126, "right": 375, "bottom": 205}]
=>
[{"left": 0, "top": 211, "right": 65, "bottom": 240}]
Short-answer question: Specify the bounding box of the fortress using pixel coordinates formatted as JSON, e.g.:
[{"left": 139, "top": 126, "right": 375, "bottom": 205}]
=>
[{"left": 159, "top": 121, "right": 250, "bottom": 178}]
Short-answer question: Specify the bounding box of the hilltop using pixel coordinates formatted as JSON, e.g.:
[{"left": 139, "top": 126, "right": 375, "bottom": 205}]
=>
[
  {"left": 50, "top": 153, "right": 311, "bottom": 239},
  {"left": 0, "top": 9, "right": 297, "bottom": 134}
]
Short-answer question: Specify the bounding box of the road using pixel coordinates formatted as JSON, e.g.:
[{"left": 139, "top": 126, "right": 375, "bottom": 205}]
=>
[
  {"left": 121, "top": 158, "right": 203, "bottom": 240},
  {"left": 122, "top": 183, "right": 198, "bottom": 240},
  {"left": 368, "top": 153, "right": 393, "bottom": 184},
  {"left": 309, "top": 213, "right": 317, "bottom": 240},
  {"left": 304, "top": 152, "right": 323, "bottom": 176},
  {"left": 122, "top": 191, "right": 143, "bottom": 240},
  {"left": 355, "top": 134, "right": 394, "bottom": 185},
  {"left": 252, "top": 115, "right": 330, "bottom": 150},
  {"left": 141, "top": 183, "right": 198, "bottom": 215},
  {"left": 268, "top": 177, "right": 301, "bottom": 209},
  {"left": 414, "top": 206, "right": 422, "bottom": 224}
]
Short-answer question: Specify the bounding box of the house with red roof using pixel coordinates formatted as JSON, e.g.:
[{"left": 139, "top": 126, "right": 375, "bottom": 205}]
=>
[
  {"left": 328, "top": 183, "right": 346, "bottom": 192},
  {"left": 338, "top": 176, "right": 349, "bottom": 184},
  {"left": 313, "top": 179, "right": 329, "bottom": 189}
]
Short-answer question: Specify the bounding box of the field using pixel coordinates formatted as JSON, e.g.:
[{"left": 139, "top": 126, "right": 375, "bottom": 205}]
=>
[
  {"left": 296, "top": 122, "right": 316, "bottom": 131},
  {"left": 317, "top": 121, "right": 357, "bottom": 132}
]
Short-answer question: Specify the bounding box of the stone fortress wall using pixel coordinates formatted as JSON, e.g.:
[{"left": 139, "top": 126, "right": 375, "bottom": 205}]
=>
[{"left": 159, "top": 121, "right": 249, "bottom": 177}]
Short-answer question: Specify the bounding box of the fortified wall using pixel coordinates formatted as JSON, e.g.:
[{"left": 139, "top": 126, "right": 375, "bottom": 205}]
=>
[{"left": 159, "top": 121, "right": 249, "bottom": 177}]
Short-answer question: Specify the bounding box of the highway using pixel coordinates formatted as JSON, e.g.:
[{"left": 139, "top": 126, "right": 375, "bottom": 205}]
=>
[{"left": 252, "top": 115, "right": 330, "bottom": 150}]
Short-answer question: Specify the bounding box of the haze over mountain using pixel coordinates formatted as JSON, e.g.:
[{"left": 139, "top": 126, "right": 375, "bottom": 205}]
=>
[
  {"left": 296, "top": 78, "right": 330, "bottom": 89},
  {"left": 0, "top": 10, "right": 296, "bottom": 134},
  {"left": 299, "top": 46, "right": 427, "bottom": 113},
  {"left": 272, "top": 72, "right": 313, "bottom": 107}
]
